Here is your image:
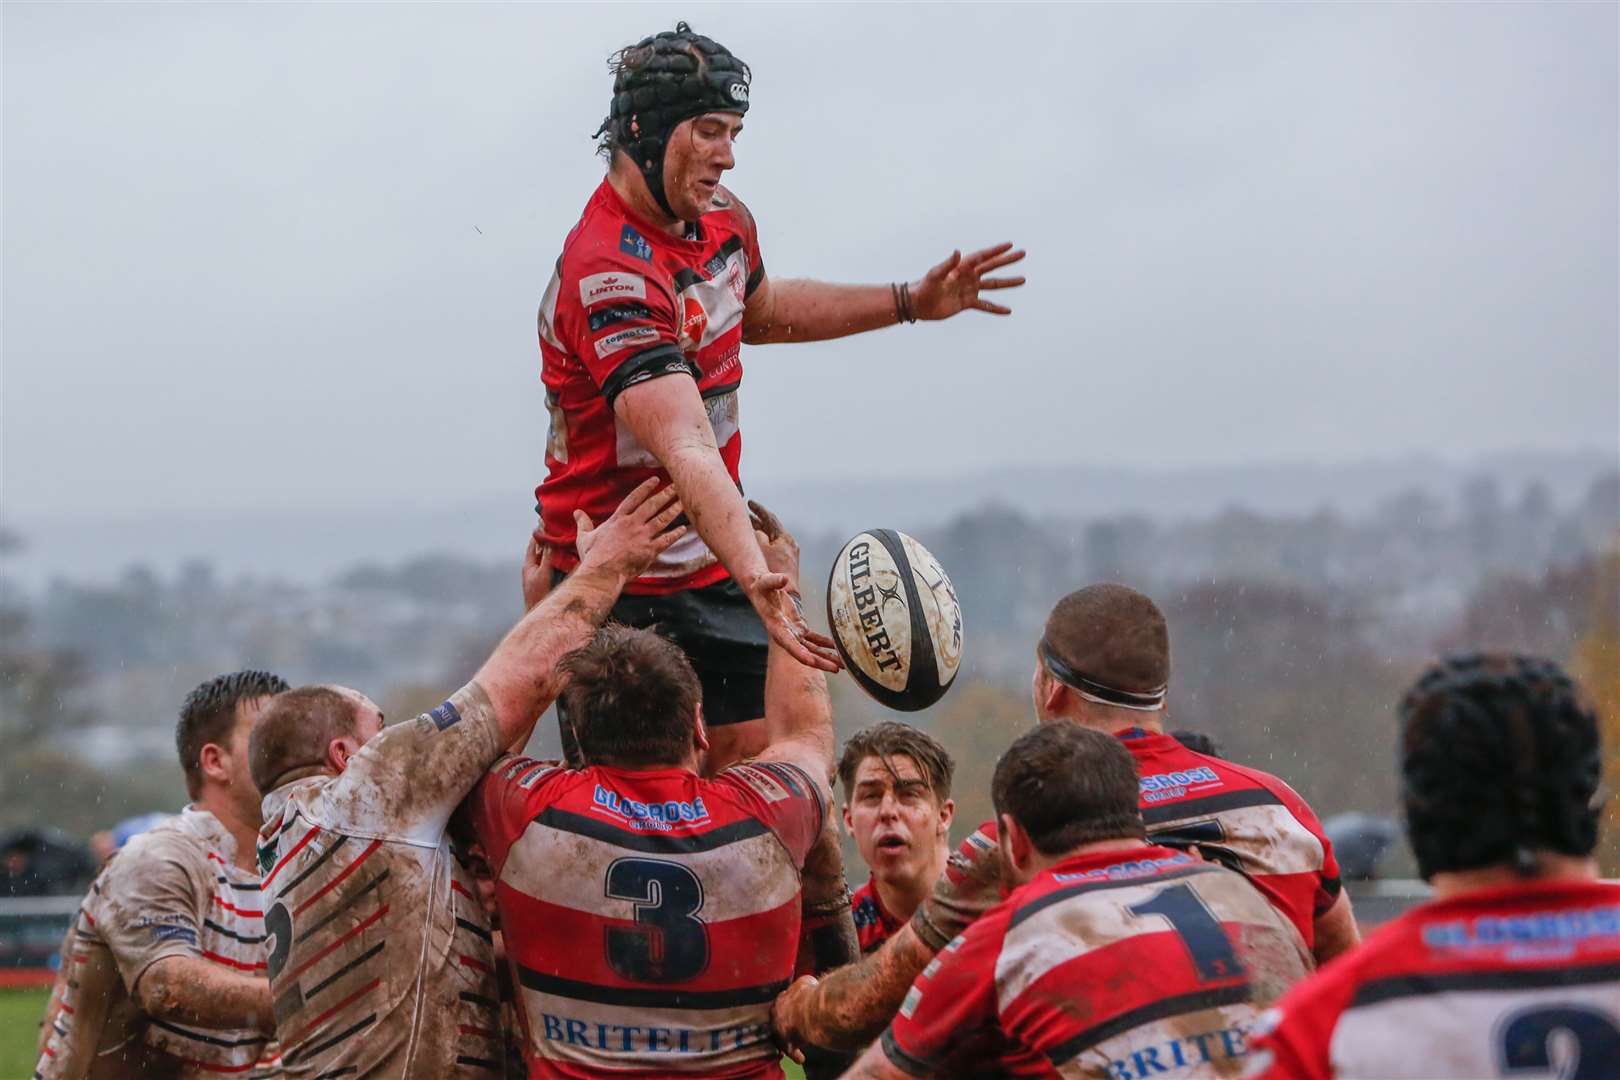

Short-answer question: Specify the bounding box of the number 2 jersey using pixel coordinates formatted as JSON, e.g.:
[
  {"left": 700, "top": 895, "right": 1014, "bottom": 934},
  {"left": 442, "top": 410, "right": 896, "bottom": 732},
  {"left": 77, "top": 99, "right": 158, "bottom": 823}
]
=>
[
  {"left": 535, "top": 177, "right": 765, "bottom": 596},
  {"left": 463, "top": 755, "right": 827, "bottom": 1079},
  {"left": 882, "top": 845, "right": 1312, "bottom": 1079},
  {"left": 1246, "top": 878, "right": 1620, "bottom": 1079}
]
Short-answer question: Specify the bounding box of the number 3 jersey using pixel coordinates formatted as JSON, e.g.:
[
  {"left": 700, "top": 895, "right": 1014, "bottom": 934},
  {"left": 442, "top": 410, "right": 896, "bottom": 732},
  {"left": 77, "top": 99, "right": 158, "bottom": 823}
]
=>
[
  {"left": 1246, "top": 879, "right": 1620, "bottom": 1080},
  {"left": 882, "top": 845, "right": 1311, "bottom": 1080},
  {"left": 463, "top": 755, "right": 828, "bottom": 1079}
]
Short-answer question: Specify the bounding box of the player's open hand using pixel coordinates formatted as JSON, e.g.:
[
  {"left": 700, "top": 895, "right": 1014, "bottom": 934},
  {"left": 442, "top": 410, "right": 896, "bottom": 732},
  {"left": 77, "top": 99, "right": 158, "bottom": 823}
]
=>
[
  {"left": 741, "top": 569, "right": 843, "bottom": 674},
  {"left": 910, "top": 242, "right": 1026, "bottom": 319},
  {"left": 574, "top": 478, "right": 686, "bottom": 581},
  {"left": 747, "top": 498, "right": 801, "bottom": 581}
]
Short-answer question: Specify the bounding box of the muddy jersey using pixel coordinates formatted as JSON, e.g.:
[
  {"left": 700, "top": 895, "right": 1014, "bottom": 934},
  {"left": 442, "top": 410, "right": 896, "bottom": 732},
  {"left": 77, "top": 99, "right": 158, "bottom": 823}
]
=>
[
  {"left": 35, "top": 807, "right": 280, "bottom": 1079},
  {"left": 883, "top": 846, "right": 1311, "bottom": 1080},
  {"left": 465, "top": 755, "right": 827, "bottom": 1078},
  {"left": 851, "top": 880, "right": 904, "bottom": 956},
  {"left": 963, "top": 731, "right": 1341, "bottom": 955},
  {"left": 535, "top": 178, "right": 765, "bottom": 595},
  {"left": 255, "top": 682, "right": 505, "bottom": 1078},
  {"left": 1246, "top": 879, "right": 1620, "bottom": 1080}
]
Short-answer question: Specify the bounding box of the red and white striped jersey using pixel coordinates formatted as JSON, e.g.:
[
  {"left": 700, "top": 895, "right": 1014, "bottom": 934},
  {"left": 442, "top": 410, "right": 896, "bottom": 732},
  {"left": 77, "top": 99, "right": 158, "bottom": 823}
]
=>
[
  {"left": 882, "top": 846, "right": 1311, "bottom": 1079},
  {"left": 35, "top": 806, "right": 281, "bottom": 1079},
  {"left": 1246, "top": 879, "right": 1620, "bottom": 1079},
  {"left": 965, "top": 729, "right": 1342, "bottom": 953},
  {"left": 535, "top": 178, "right": 765, "bottom": 595},
  {"left": 255, "top": 682, "right": 505, "bottom": 1078},
  {"left": 851, "top": 880, "right": 904, "bottom": 956},
  {"left": 464, "top": 755, "right": 827, "bottom": 1078}
]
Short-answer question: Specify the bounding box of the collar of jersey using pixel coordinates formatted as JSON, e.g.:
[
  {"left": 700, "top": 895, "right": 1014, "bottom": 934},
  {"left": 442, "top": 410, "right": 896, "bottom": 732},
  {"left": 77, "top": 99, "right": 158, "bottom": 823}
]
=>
[
  {"left": 590, "top": 762, "right": 701, "bottom": 782},
  {"left": 597, "top": 178, "right": 707, "bottom": 254}
]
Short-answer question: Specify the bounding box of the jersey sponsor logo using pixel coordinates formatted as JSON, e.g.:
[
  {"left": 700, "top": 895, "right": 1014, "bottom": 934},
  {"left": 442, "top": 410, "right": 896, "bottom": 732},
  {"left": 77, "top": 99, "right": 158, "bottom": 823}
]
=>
[
  {"left": 1102, "top": 1024, "right": 1252, "bottom": 1080},
  {"left": 428, "top": 699, "right": 462, "bottom": 731},
  {"left": 579, "top": 272, "right": 647, "bottom": 306},
  {"left": 136, "top": 914, "right": 198, "bottom": 946},
  {"left": 619, "top": 224, "right": 653, "bottom": 262},
  {"left": 898, "top": 986, "right": 922, "bottom": 1020},
  {"left": 591, "top": 783, "right": 711, "bottom": 830},
  {"left": 679, "top": 296, "right": 708, "bottom": 352},
  {"left": 537, "top": 1010, "right": 771, "bottom": 1056},
  {"left": 1140, "top": 766, "right": 1222, "bottom": 803},
  {"left": 589, "top": 302, "right": 654, "bottom": 332},
  {"left": 1051, "top": 852, "right": 1197, "bottom": 884},
  {"left": 728, "top": 764, "right": 790, "bottom": 803},
  {"left": 595, "top": 324, "right": 660, "bottom": 360},
  {"left": 1421, "top": 905, "right": 1620, "bottom": 952}
]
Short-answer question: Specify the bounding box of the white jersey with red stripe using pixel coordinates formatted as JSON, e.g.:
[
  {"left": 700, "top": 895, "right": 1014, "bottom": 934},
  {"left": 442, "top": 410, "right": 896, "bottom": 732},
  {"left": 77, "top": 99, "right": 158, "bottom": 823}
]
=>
[
  {"left": 35, "top": 806, "right": 282, "bottom": 1079},
  {"left": 255, "top": 682, "right": 506, "bottom": 1078}
]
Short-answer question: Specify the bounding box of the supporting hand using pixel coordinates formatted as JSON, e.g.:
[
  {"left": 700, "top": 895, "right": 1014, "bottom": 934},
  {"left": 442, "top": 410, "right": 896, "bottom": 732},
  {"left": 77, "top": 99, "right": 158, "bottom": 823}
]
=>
[{"left": 574, "top": 478, "right": 687, "bottom": 581}]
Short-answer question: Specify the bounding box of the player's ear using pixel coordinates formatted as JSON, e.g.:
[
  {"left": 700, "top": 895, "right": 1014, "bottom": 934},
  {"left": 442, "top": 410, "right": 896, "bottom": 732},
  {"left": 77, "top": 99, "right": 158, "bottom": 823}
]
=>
[
  {"left": 999, "top": 812, "right": 1034, "bottom": 881},
  {"left": 691, "top": 704, "right": 709, "bottom": 755},
  {"left": 198, "top": 742, "right": 231, "bottom": 787},
  {"left": 326, "top": 735, "right": 358, "bottom": 774},
  {"left": 841, "top": 801, "right": 855, "bottom": 835},
  {"left": 938, "top": 798, "right": 955, "bottom": 835}
]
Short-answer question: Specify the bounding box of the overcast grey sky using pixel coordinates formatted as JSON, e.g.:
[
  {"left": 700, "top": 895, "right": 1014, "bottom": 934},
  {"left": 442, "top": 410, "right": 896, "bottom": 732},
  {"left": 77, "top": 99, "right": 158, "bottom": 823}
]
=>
[{"left": 4, "top": 2, "right": 1616, "bottom": 523}]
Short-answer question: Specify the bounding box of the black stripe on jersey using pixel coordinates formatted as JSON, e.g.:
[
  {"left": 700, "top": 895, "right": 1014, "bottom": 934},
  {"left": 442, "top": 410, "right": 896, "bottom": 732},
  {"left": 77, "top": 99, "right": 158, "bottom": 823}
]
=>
[
  {"left": 674, "top": 235, "right": 747, "bottom": 292},
  {"left": 203, "top": 918, "right": 268, "bottom": 945},
  {"left": 1140, "top": 788, "right": 1284, "bottom": 827},
  {"left": 288, "top": 1014, "right": 376, "bottom": 1064},
  {"left": 275, "top": 835, "right": 349, "bottom": 900},
  {"left": 218, "top": 875, "right": 265, "bottom": 892},
  {"left": 881, "top": 1027, "right": 937, "bottom": 1079},
  {"left": 1349, "top": 959, "right": 1620, "bottom": 1008},
  {"left": 600, "top": 344, "right": 700, "bottom": 408},
  {"left": 752, "top": 760, "right": 826, "bottom": 826},
  {"left": 746, "top": 264, "right": 764, "bottom": 298},
  {"left": 518, "top": 965, "right": 788, "bottom": 1010},
  {"left": 700, "top": 378, "right": 741, "bottom": 402},
  {"left": 536, "top": 806, "right": 771, "bottom": 855},
  {"left": 456, "top": 917, "right": 493, "bottom": 945},
  {"left": 305, "top": 941, "right": 385, "bottom": 1000},
  {"left": 459, "top": 991, "right": 499, "bottom": 1011},
  {"left": 297, "top": 869, "right": 389, "bottom": 943},
  {"left": 1045, "top": 983, "right": 1254, "bottom": 1066},
  {"left": 588, "top": 302, "right": 654, "bottom": 332},
  {"left": 456, "top": 1056, "right": 501, "bottom": 1073},
  {"left": 149, "top": 1017, "right": 271, "bottom": 1049},
  {"left": 1007, "top": 864, "right": 1222, "bottom": 930}
]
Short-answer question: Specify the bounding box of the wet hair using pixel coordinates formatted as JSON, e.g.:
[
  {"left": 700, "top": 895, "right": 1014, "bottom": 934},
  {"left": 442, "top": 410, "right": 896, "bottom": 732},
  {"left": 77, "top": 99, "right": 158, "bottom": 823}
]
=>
[
  {"left": 992, "top": 722, "right": 1146, "bottom": 856},
  {"left": 248, "top": 686, "right": 362, "bottom": 794},
  {"left": 1400, "top": 652, "right": 1603, "bottom": 880},
  {"left": 176, "top": 670, "right": 289, "bottom": 798},
  {"left": 838, "top": 722, "right": 956, "bottom": 803},
  {"left": 1042, "top": 584, "right": 1169, "bottom": 705},
  {"left": 558, "top": 624, "right": 702, "bottom": 769}
]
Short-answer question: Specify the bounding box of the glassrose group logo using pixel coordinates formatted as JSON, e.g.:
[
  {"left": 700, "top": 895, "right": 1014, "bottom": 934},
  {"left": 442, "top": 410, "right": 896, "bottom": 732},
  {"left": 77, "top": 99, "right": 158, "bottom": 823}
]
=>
[{"left": 592, "top": 783, "right": 711, "bottom": 831}]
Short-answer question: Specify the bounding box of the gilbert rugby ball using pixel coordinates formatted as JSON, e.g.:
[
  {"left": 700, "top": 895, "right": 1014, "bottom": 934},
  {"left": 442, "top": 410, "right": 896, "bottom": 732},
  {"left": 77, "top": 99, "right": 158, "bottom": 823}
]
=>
[{"left": 827, "top": 530, "right": 963, "bottom": 711}]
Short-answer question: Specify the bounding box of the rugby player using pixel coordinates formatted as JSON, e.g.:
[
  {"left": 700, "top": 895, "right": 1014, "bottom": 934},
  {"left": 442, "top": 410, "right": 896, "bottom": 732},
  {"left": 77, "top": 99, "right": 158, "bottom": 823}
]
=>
[
  {"left": 1247, "top": 653, "right": 1620, "bottom": 1079},
  {"left": 772, "top": 584, "right": 1352, "bottom": 1054},
  {"left": 35, "top": 670, "right": 290, "bottom": 1079},
  {"left": 839, "top": 723, "right": 956, "bottom": 955},
  {"left": 533, "top": 19, "right": 1026, "bottom": 769},
  {"left": 462, "top": 504, "right": 837, "bottom": 1077},
  {"left": 246, "top": 479, "right": 683, "bottom": 1079},
  {"left": 843, "top": 721, "right": 1310, "bottom": 1079}
]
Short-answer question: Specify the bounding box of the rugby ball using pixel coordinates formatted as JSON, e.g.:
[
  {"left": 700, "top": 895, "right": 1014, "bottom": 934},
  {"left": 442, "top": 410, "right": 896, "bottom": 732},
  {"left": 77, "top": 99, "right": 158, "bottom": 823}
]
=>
[{"left": 827, "top": 530, "right": 963, "bottom": 711}]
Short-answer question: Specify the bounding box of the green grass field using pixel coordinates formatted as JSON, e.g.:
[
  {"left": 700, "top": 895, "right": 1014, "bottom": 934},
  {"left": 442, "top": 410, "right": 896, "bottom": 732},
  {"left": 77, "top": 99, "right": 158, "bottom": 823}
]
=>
[
  {"left": 0, "top": 988, "right": 806, "bottom": 1078},
  {"left": 1, "top": 988, "right": 49, "bottom": 1078}
]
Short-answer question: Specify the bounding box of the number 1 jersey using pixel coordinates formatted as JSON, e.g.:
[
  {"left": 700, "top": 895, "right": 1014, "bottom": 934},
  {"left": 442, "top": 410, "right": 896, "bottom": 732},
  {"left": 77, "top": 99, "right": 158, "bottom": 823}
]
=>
[{"left": 464, "top": 755, "right": 827, "bottom": 1078}]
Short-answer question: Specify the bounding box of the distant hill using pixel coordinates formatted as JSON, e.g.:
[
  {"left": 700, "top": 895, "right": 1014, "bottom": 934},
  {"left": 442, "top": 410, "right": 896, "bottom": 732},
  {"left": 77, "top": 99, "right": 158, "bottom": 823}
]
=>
[{"left": 2, "top": 448, "right": 1613, "bottom": 587}]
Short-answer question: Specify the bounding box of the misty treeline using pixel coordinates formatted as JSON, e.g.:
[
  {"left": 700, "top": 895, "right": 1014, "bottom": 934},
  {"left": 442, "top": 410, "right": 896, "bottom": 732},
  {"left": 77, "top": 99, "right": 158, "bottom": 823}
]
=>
[{"left": 2, "top": 471, "right": 1616, "bottom": 874}]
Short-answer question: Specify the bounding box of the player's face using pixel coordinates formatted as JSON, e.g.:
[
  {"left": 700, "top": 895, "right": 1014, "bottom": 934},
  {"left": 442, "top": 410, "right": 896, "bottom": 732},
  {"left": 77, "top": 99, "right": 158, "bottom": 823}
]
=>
[
  {"left": 663, "top": 112, "right": 742, "bottom": 221},
  {"left": 844, "top": 754, "right": 952, "bottom": 886}
]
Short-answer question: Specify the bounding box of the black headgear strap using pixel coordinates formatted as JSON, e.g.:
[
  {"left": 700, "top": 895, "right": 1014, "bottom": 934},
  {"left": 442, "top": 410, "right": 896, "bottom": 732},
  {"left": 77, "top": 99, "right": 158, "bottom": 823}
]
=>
[
  {"left": 596, "top": 22, "right": 750, "bottom": 221},
  {"left": 1039, "top": 639, "right": 1168, "bottom": 712}
]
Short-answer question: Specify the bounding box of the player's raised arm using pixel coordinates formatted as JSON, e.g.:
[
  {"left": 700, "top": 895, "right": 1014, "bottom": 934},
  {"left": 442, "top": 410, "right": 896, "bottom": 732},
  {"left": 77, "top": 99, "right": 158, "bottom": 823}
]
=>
[
  {"left": 741, "top": 243, "right": 1026, "bottom": 346},
  {"left": 614, "top": 377, "right": 842, "bottom": 675},
  {"left": 476, "top": 477, "right": 685, "bottom": 746}
]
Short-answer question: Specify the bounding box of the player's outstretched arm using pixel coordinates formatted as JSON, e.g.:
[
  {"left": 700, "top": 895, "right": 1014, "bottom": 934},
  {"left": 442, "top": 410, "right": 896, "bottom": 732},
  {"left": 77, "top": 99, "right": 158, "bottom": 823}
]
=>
[
  {"left": 741, "top": 244, "right": 1026, "bottom": 345},
  {"left": 615, "top": 378, "right": 841, "bottom": 673},
  {"left": 475, "top": 478, "right": 685, "bottom": 747},
  {"left": 134, "top": 955, "right": 273, "bottom": 1034},
  {"left": 774, "top": 923, "right": 939, "bottom": 1055}
]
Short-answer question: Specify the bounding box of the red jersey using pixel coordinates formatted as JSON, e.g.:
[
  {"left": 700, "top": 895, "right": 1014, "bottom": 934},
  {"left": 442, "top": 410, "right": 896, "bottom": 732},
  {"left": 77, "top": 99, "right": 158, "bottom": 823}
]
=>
[
  {"left": 465, "top": 755, "right": 827, "bottom": 1078},
  {"left": 851, "top": 880, "right": 905, "bottom": 956},
  {"left": 536, "top": 179, "right": 765, "bottom": 595},
  {"left": 1248, "top": 879, "right": 1620, "bottom": 1080},
  {"left": 882, "top": 845, "right": 1310, "bottom": 1078}
]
